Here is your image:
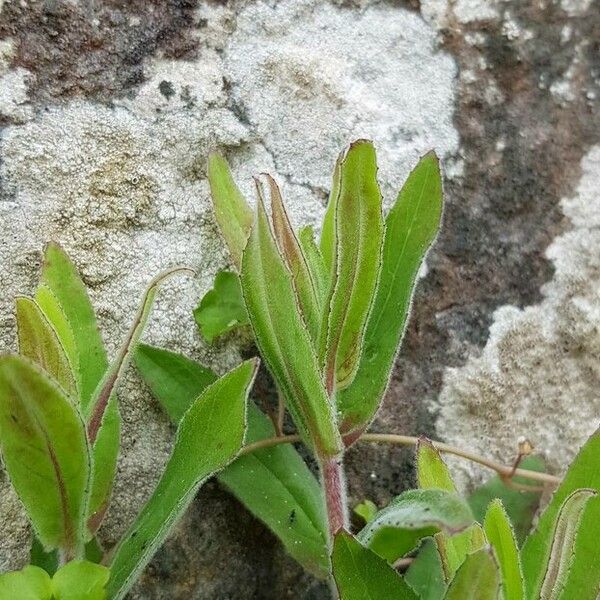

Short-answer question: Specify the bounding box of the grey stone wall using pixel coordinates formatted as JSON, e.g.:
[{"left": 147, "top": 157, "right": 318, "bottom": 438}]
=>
[{"left": 0, "top": 0, "right": 598, "bottom": 597}]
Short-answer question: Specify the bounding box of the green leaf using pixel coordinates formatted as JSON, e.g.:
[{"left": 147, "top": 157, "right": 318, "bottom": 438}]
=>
[
  {"left": 34, "top": 243, "right": 119, "bottom": 538},
  {"left": 338, "top": 152, "right": 443, "bottom": 435},
  {"left": 240, "top": 195, "right": 341, "bottom": 457},
  {"left": 436, "top": 524, "right": 487, "bottom": 583},
  {"left": 483, "top": 500, "right": 524, "bottom": 600},
  {"left": 358, "top": 489, "right": 475, "bottom": 563},
  {"left": 193, "top": 271, "right": 249, "bottom": 344},
  {"left": 51, "top": 560, "right": 109, "bottom": 600},
  {"left": 207, "top": 152, "right": 253, "bottom": 270},
  {"left": 31, "top": 536, "right": 59, "bottom": 576},
  {"left": 536, "top": 489, "right": 596, "bottom": 600},
  {"left": 319, "top": 150, "right": 342, "bottom": 273},
  {"left": 332, "top": 530, "right": 418, "bottom": 600},
  {"left": 405, "top": 539, "right": 446, "bottom": 600},
  {"left": 267, "top": 175, "right": 321, "bottom": 341},
  {"left": 298, "top": 225, "right": 329, "bottom": 306},
  {"left": 0, "top": 355, "right": 90, "bottom": 555},
  {"left": 16, "top": 296, "right": 77, "bottom": 396},
  {"left": 134, "top": 344, "right": 329, "bottom": 578},
  {"left": 36, "top": 242, "right": 107, "bottom": 412},
  {"left": 0, "top": 565, "right": 52, "bottom": 600},
  {"left": 521, "top": 429, "right": 600, "bottom": 600},
  {"left": 468, "top": 456, "right": 545, "bottom": 545},
  {"left": 444, "top": 547, "right": 500, "bottom": 600},
  {"left": 354, "top": 499, "right": 378, "bottom": 525},
  {"left": 320, "top": 140, "right": 384, "bottom": 392},
  {"left": 135, "top": 343, "right": 217, "bottom": 422},
  {"left": 416, "top": 437, "right": 457, "bottom": 492},
  {"left": 106, "top": 359, "right": 258, "bottom": 600}
]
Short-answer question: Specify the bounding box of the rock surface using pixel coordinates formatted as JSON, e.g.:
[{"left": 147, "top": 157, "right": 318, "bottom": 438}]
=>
[{"left": 0, "top": 0, "right": 598, "bottom": 597}]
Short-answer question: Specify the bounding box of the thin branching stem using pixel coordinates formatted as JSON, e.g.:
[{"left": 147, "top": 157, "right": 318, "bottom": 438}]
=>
[{"left": 241, "top": 432, "right": 562, "bottom": 486}]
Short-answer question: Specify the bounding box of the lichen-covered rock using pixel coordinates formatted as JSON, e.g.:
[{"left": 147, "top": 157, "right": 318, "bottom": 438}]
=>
[{"left": 0, "top": 0, "right": 598, "bottom": 597}]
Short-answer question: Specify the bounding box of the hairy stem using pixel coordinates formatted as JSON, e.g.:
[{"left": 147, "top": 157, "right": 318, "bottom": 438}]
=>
[
  {"left": 241, "top": 432, "right": 562, "bottom": 486},
  {"left": 319, "top": 455, "right": 348, "bottom": 540}
]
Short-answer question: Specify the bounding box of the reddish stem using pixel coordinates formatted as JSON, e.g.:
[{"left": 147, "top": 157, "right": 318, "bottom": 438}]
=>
[{"left": 320, "top": 455, "right": 348, "bottom": 540}]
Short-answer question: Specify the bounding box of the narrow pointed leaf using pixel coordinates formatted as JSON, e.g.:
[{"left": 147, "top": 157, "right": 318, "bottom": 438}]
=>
[
  {"left": 444, "top": 547, "right": 501, "bottom": 600},
  {"left": 193, "top": 270, "right": 249, "bottom": 344},
  {"left": 358, "top": 489, "right": 474, "bottom": 563},
  {"left": 36, "top": 242, "right": 107, "bottom": 411},
  {"left": 332, "top": 530, "right": 418, "bottom": 600},
  {"left": 267, "top": 175, "right": 321, "bottom": 341},
  {"left": 339, "top": 152, "right": 443, "bottom": 435},
  {"left": 51, "top": 560, "right": 109, "bottom": 600},
  {"left": 416, "top": 437, "right": 457, "bottom": 492},
  {"left": 0, "top": 566, "right": 52, "bottom": 600},
  {"left": 106, "top": 359, "right": 258, "bottom": 600},
  {"left": 320, "top": 140, "right": 384, "bottom": 392},
  {"left": 0, "top": 355, "right": 90, "bottom": 554},
  {"left": 521, "top": 429, "right": 600, "bottom": 600},
  {"left": 469, "top": 456, "right": 545, "bottom": 546},
  {"left": 483, "top": 500, "right": 524, "bottom": 600},
  {"left": 537, "top": 489, "right": 596, "bottom": 600},
  {"left": 16, "top": 296, "right": 76, "bottom": 396},
  {"left": 319, "top": 151, "right": 342, "bottom": 273},
  {"left": 241, "top": 197, "right": 341, "bottom": 457},
  {"left": 207, "top": 153, "right": 253, "bottom": 270},
  {"left": 134, "top": 344, "right": 329, "bottom": 578},
  {"left": 299, "top": 225, "right": 329, "bottom": 306}
]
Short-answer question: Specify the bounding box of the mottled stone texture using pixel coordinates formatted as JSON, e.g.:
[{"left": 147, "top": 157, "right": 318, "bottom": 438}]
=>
[{"left": 0, "top": 0, "right": 598, "bottom": 597}]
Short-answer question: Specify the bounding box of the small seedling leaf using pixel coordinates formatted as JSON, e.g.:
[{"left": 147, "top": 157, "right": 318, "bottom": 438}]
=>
[
  {"left": 51, "top": 560, "right": 109, "bottom": 600},
  {"left": 0, "top": 565, "right": 52, "bottom": 600}
]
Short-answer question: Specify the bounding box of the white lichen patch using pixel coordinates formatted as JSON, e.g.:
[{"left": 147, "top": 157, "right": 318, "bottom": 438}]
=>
[
  {"left": 0, "top": 67, "right": 33, "bottom": 123},
  {"left": 436, "top": 146, "right": 600, "bottom": 489}
]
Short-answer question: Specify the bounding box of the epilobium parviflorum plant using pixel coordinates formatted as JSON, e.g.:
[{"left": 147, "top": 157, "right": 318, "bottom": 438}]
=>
[{"left": 1, "top": 140, "right": 599, "bottom": 599}]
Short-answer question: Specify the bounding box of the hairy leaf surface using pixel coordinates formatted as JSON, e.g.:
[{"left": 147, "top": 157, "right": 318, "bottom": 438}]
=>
[
  {"left": 193, "top": 271, "right": 249, "bottom": 343},
  {"left": 16, "top": 296, "right": 76, "bottom": 396},
  {"left": 338, "top": 152, "right": 442, "bottom": 434},
  {"left": 320, "top": 140, "right": 384, "bottom": 392},
  {"left": 134, "top": 344, "right": 329, "bottom": 577},
  {"left": 332, "top": 530, "right": 418, "bottom": 600},
  {"left": 51, "top": 560, "right": 110, "bottom": 600},
  {"left": 207, "top": 153, "right": 253, "bottom": 269},
  {"left": 416, "top": 437, "right": 456, "bottom": 492},
  {"left": 358, "top": 489, "right": 474, "bottom": 563},
  {"left": 106, "top": 359, "right": 257, "bottom": 599},
  {"left": 298, "top": 225, "right": 329, "bottom": 306},
  {"left": 241, "top": 197, "right": 341, "bottom": 457},
  {"left": 0, "top": 565, "right": 52, "bottom": 600},
  {"left": 0, "top": 355, "right": 90, "bottom": 554},
  {"left": 405, "top": 539, "right": 446, "bottom": 600},
  {"left": 444, "top": 547, "right": 500, "bottom": 600},
  {"left": 483, "top": 500, "right": 524, "bottom": 600},
  {"left": 521, "top": 429, "right": 600, "bottom": 600}
]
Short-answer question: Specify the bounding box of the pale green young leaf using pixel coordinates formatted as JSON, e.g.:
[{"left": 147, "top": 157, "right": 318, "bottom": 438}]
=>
[
  {"left": 193, "top": 271, "right": 249, "bottom": 344},
  {"left": 320, "top": 140, "right": 384, "bottom": 392},
  {"left": 207, "top": 152, "right": 253, "bottom": 270},
  {"left": 444, "top": 547, "right": 501, "bottom": 600},
  {"left": 298, "top": 225, "right": 329, "bottom": 306},
  {"left": 241, "top": 196, "right": 341, "bottom": 457},
  {"left": 267, "top": 175, "right": 321, "bottom": 341},
  {"left": 435, "top": 524, "right": 486, "bottom": 583},
  {"left": 354, "top": 499, "right": 378, "bottom": 525},
  {"left": 332, "top": 530, "right": 418, "bottom": 600},
  {"left": 338, "top": 152, "right": 443, "bottom": 435},
  {"left": 51, "top": 560, "right": 109, "bottom": 600},
  {"left": 134, "top": 344, "right": 330, "bottom": 578},
  {"left": 483, "top": 499, "right": 524, "bottom": 600},
  {"left": 536, "top": 489, "right": 597, "bottom": 600},
  {"left": 106, "top": 359, "right": 258, "bottom": 600},
  {"left": 16, "top": 296, "right": 77, "bottom": 396},
  {"left": 521, "top": 429, "right": 600, "bottom": 600},
  {"left": 359, "top": 489, "right": 474, "bottom": 563},
  {"left": 416, "top": 437, "right": 457, "bottom": 492},
  {"left": 469, "top": 456, "right": 545, "bottom": 545},
  {"left": 0, "top": 565, "right": 52, "bottom": 600},
  {"left": 405, "top": 539, "right": 447, "bottom": 600},
  {"left": 0, "top": 355, "right": 90, "bottom": 554}
]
